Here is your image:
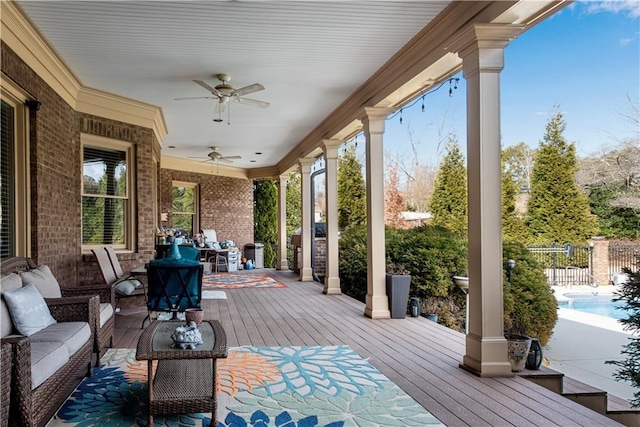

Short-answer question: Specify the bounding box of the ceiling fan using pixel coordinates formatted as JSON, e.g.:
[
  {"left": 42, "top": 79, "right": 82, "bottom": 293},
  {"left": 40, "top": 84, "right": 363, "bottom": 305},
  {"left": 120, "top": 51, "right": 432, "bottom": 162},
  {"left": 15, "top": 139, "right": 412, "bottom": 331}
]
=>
[
  {"left": 175, "top": 74, "right": 270, "bottom": 123},
  {"left": 190, "top": 146, "right": 241, "bottom": 164}
]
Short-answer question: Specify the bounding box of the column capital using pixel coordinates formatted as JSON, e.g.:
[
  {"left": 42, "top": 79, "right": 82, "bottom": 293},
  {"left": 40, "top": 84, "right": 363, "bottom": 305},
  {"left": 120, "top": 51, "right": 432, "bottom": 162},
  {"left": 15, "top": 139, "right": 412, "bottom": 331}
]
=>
[
  {"left": 359, "top": 107, "right": 395, "bottom": 135},
  {"left": 299, "top": 157, "right": 314, "bottom": 173},
  {"left": 446, "top": 23, "right": 524, "bottom": 57},
  {"left": 322, "top": 139, "right": 343, "bottom": 159}
]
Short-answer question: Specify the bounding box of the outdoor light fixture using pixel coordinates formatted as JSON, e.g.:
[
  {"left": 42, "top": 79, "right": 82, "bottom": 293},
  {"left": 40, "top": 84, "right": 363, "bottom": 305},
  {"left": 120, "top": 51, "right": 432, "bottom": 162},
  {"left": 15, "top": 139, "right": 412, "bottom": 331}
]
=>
[
  {"left": 389, "top": 76, "right": 460, "bottom": 124},
  {"left": 507, "top": 259, "right": 516, "bottom": 284}
]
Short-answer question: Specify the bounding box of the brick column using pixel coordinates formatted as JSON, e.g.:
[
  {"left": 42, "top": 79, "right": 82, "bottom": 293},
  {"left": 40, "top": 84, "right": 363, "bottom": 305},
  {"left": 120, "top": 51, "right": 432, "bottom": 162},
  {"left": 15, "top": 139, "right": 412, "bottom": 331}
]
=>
[{"left": 590, "top": 237, "right": 610, "bottom": 287}]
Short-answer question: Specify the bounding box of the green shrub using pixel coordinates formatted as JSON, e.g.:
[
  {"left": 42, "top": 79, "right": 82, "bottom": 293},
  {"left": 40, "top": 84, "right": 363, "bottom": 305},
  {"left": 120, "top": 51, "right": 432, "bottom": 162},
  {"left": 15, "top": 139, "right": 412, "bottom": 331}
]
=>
[
  {"left": 339, "top": 225, "right": 558, "bottom": 345},
  {"left": 503, "top": 242, "right": 558, "bottom": 346}
]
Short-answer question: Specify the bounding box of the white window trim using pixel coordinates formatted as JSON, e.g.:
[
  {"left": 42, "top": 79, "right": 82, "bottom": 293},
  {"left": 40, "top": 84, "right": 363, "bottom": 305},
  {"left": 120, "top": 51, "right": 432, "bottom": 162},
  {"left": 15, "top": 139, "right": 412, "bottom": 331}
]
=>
[
  {"left": 172, "top": 180, "right": 199, "bottom": 235},
  {"left": 81, "top": 133, "right": 136, "bottom": 252},
  {"left": 1, "top": 76, "right": 31, "bottom": 258}
]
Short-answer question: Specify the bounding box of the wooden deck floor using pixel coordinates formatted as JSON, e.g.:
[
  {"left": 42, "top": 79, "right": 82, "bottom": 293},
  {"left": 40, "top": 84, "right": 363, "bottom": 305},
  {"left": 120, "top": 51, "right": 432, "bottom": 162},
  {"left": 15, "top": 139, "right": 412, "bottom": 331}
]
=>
[{"left": 114, "top": 269, "right": 623, "bottom": 426}]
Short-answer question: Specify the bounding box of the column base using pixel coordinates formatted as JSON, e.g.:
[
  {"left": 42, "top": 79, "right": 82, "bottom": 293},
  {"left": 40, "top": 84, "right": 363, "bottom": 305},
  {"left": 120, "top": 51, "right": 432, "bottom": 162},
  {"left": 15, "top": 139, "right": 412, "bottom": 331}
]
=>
[
  {"left": 323, "top": 276, "right": 341, "bottom": 295},
  {"left": 364, "top": 293, "right": 390, "bottom": 319},
  {"left": 461, "top": 333, "right": 513, "bottom": 377},
  {"left": 299, "top": 267, "right": 313, "bottom": 282},
  {"left": 277, "top": 260, "right": 289, "bottom": 271}
]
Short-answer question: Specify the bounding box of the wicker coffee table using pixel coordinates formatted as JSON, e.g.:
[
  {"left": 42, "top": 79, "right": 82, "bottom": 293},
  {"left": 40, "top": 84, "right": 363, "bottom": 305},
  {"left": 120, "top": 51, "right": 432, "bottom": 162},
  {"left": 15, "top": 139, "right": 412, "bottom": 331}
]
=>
[{"left": 136, "top": 320, "right": 227, "bottom": 426}]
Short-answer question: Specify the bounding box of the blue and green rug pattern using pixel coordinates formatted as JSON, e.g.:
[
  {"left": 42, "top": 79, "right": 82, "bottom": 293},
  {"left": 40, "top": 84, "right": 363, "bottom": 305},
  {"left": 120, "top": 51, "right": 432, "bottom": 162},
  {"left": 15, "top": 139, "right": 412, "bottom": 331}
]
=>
[{"left": 50, "top": 346, "right": 444, "bottom": 427}]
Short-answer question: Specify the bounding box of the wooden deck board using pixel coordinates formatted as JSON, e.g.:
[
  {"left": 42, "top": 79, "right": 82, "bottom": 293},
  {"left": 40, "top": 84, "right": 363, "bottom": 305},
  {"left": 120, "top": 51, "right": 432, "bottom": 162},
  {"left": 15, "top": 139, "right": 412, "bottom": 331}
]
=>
[{"left": 113, "top": 269, "right": 624, "bottom": 426}]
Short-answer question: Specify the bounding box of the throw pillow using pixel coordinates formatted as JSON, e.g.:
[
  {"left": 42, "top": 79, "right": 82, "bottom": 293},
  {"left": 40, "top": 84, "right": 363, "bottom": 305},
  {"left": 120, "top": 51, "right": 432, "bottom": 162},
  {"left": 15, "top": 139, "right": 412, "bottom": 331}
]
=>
[
  {"left": 18, "top": 265, "right": 62, "bottom": 298},
  {"left": 3, "top": 283, "right": 57, "bottom": 336},
  {"left": 114, "top": 280, "right": 137, "bottom": 296}
]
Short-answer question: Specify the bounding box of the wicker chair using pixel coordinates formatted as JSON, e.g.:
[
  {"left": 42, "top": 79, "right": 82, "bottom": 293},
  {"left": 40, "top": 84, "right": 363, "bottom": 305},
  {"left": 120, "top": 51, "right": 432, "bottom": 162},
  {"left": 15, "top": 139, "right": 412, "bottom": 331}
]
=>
[
  {"left": 3, "top": 257, "right": 115, "bottom": 359},
  {"left": 1, "top": 257, "right": 98, "bottom": 427},
  {"left": 1, "top": 342, "right": 10, "bottom": 427}
]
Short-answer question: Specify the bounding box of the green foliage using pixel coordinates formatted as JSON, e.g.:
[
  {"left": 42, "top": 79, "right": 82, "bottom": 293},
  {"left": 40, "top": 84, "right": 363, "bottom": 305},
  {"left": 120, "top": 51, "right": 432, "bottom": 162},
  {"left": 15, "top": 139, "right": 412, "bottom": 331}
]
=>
[
  {"left": 285, "top": 172, "right": 302, "bottom": 266},
  {"left": 337, "top": 224, "right": 369, "bottom": 302},
  {"left": 502, "top": 155, "right": 530, "bottom": 243},
  {"left": 588, "top": 186, "right": 640, "bottom": 239},
  {"left": 503, "top": 242, "right": 558, "bottom": 346},
  {"left": 338, "top": 144, "right": 366, "bottom": 231},
  {"left": 606, "top": 268, "right": 640, "bottom": 407},
  {"left": 338, "top": 226, "right": 558, "bottom": 344},
  {"left": 254, "top": 179, "right": 278, "bottom": 268},
  {"left": 429, "top": 139, "right": 467, "bottom": 234},
  {"left": 526, "top": 110, "right": 599, "bottom": 244}
]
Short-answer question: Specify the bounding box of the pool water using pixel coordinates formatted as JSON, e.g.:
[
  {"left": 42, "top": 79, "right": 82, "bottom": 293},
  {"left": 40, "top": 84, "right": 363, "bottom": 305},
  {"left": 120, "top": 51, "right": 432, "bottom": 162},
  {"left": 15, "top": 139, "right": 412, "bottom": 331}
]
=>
[{"left": 559, "top": 293, "right": 628, "bottom": 320}]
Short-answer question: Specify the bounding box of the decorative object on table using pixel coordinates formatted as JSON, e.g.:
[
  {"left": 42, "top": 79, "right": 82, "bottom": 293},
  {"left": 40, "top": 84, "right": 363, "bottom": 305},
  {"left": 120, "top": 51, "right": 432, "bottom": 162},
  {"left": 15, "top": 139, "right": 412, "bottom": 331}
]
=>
[
  {"left": 385, "top": 263, "right": 411, "bottom": 319},
  {"left": 505, "top": 334, "right": 532, "bottom": 372},
  {"left": 171, "top": 321, "right": 203, "bottom": 349},
  {"left": 525, "top": 337, "right": 543, "bottom": 370},
  {"left": 185, "top": 308, "right": 204, "bottom": 325}
]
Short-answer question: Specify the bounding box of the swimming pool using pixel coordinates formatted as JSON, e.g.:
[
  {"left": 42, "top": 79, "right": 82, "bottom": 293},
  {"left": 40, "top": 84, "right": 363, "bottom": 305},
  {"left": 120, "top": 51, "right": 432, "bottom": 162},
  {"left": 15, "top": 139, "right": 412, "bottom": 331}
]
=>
[{"left": 559, "top": 293, "right": 628, "bottom": 320}]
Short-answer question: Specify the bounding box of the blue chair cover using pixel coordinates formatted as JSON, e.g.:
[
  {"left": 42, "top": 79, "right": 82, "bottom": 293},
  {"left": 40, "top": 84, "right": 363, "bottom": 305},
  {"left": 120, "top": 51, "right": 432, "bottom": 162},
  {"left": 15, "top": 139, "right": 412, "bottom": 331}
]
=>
[{"left": 147, "top": 259, "right": 203, "bottom": 314}]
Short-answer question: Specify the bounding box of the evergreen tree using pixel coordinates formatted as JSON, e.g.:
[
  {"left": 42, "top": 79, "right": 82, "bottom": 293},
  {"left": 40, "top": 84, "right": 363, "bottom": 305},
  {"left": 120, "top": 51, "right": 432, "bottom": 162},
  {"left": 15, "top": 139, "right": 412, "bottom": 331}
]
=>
[
  {"left": 526, "top": 110, "right": 599, "bottom": 244},
  {"left": 385, "top": 157, "right": 405, "bottom": 228},
  {"left": 337, "top": 144, "right": 366, "bottom": 231},
  {"left": 285, "top": 172, "right": 302, "bottom": 266},
  {"left": 502, "top": 152, "right": 530, "bottom": 243},
  {"left": 606, "top": 268, "right": 640, "bottom": 408},
  {"left": 254, "top": 179, "right": 278, "bottom": 268},
  {"left": 429, "top": 138, "right": 467, "bottom": 234}
]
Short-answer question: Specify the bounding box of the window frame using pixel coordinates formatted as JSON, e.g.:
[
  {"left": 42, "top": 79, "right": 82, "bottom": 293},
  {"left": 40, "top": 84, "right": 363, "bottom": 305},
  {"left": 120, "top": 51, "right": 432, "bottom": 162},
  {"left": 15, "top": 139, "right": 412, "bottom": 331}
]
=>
[
  {"left": 1, "top": 77, "right": 31, "bottom": 259},
  {"left": 81, "top": 134, "right": 136, "bottom": 252}
]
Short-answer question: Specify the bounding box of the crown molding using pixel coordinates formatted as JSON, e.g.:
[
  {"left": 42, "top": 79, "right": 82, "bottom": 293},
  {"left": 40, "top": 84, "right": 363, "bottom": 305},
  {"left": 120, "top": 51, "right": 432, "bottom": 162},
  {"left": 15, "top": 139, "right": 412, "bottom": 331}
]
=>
[
  {"left": 1, "top": 1, "right": 81, "bottom": 106},
  {"left": 77, "top": 87, "right": 167, "bottom": 144},
  {"left": 161, "top": 155, "right": 249, "bottom": 180}
]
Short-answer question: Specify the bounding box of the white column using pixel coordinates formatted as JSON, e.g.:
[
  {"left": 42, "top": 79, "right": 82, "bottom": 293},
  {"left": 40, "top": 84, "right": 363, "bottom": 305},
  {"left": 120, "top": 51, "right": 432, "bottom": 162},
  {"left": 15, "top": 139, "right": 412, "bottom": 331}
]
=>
[
  {"left": 299, "top": 158, "right": 314, "bottom": 281},
  {"left": 447, "top": 24, "right": 523, "bottom": 376},
  {"left": 361, "top": 107, "right": 394, "bottom": 319},
  {"left": 277, "top": 173, "right": 289, "bottom": 271},
  {"left": 322, "top": 139, "right": 342, "bottom": 295}
]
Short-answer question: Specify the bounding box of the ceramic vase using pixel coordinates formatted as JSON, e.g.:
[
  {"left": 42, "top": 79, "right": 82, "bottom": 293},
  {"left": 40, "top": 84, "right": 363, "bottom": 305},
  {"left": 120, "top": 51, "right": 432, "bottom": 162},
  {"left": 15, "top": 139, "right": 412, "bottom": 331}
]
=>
[{"left": 505, "top": 334, "right": 532, "bottom": 372}]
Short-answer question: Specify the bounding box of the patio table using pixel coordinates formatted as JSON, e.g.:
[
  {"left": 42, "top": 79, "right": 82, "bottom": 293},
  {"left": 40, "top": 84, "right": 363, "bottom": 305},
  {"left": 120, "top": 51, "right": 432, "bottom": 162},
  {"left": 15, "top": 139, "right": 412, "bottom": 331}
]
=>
[{"left": 136, "top": 320, "right": 228, "bottom": 426}]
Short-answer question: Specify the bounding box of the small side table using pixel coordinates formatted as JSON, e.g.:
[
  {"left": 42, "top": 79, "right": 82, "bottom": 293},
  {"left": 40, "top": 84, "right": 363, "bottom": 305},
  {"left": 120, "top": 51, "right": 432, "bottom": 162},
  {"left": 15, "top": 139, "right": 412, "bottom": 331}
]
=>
[{"left": 136, "top": 320, "right": 228, "bottom": 426}]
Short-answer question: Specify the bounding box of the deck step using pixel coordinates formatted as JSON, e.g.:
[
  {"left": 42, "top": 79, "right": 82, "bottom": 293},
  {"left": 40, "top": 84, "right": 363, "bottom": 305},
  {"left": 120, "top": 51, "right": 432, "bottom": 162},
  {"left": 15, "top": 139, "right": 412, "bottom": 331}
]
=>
[{"left": 520, "top": 368, "right": 640, "bottom": 426}]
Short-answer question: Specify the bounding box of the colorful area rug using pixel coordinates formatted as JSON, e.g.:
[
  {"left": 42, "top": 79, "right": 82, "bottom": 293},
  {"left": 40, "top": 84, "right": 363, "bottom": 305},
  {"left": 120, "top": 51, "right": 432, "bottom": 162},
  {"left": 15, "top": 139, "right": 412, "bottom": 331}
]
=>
[
  {"left": 50, "top": 346, "right": 443, "bottom": 427},
  {"left": 202, "top": 271, "right": 286, "bottom": 289}
]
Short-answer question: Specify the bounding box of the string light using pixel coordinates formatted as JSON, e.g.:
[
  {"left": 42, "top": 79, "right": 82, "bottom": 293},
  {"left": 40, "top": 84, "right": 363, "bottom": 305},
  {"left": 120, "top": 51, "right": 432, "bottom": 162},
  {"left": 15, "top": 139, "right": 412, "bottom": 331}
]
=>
[{"left": 387, "top": 76, "right": 460, "bottom": 122}]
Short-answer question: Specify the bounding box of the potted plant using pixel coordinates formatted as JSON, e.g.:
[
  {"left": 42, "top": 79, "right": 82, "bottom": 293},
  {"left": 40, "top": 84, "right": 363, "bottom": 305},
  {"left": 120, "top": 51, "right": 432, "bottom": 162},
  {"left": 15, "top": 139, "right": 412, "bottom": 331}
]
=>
[
  {"left": 421, "top": 298, "right": 439, "bottom": 322},
  {"left": 385, "top": 263, "right": 411, "bottom": 319}
]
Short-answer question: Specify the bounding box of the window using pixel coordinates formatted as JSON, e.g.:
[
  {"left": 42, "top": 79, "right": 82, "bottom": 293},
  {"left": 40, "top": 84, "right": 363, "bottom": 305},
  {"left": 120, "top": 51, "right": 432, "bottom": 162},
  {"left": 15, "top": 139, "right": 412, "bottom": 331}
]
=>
[
  {"left": 1, "top": 81, "right": 29, "bottom": 259},
  {"left": 82, "top": 136, "right": 135, "bottom": 250},
  {"left": 172, "top": 182, "right": 198, "bottom": 237}
]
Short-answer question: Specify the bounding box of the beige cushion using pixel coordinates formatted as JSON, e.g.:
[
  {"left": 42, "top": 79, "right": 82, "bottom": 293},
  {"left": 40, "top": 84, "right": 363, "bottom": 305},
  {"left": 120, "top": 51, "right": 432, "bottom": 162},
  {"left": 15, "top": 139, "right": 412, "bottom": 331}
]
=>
[
  {"left": 18, "top": 265, "right": 62, "bottom": 298},
  {"left": 99, "top": 302, "right": 114, "bottom": 328},
  {"left": 3, "top": 284, "right": 57, "bottom": 336},
  {"left": 30, "top": 341, "right": 69, "bottom": 389},
  {"left": 1, "top": 273, "right": 22, "bottom": 338},
  {"left": 30, "top": 321, "right": 91, "bottom": 356}
]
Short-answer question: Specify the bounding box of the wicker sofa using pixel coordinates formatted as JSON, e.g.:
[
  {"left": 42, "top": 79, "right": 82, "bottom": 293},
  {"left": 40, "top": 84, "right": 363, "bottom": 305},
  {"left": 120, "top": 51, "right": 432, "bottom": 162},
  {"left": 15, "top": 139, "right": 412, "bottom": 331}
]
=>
[{"left": 1, "top": 257, "right": 98, "bottom": 427}]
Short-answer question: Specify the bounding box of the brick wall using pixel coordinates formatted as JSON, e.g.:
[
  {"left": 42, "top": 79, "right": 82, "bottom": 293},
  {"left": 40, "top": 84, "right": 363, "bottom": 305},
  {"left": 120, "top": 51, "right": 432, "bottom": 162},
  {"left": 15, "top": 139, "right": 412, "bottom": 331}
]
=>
[
  {"left": 160, "top": 169, "right": 254, "bottom": 250},
  {"left": 2, "top": 42, "right": 157, "bottom": 286}
]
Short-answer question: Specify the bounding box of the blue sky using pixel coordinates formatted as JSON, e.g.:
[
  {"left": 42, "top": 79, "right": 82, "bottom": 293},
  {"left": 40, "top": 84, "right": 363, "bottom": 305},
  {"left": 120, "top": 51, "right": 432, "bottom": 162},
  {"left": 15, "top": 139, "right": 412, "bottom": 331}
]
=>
[{"left": 380, "top": 0, "right": 639, "bottom": 166}]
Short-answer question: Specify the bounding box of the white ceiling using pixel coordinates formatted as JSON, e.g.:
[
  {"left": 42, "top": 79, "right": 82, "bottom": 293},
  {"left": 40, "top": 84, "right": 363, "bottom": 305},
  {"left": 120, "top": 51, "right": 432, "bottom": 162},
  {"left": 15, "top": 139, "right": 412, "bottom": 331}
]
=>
[{"left": 17, "top": 1, "right": 452, "bottom": 171}]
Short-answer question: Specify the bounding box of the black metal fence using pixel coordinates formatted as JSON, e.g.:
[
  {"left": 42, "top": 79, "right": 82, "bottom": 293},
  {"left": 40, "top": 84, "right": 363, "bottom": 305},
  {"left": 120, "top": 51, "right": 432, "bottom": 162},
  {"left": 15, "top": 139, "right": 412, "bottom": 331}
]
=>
[
  {"left": 609, "top": 241, "right": 640, "bottom": 276},
  {"left": 527, "top": 243, "right": 594, "bottom": 286}
]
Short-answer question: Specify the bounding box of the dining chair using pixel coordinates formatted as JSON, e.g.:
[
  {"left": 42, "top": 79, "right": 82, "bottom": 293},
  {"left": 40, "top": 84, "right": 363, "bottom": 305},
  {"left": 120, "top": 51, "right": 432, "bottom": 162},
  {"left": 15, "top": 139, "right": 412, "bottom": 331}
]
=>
[{"left": 146, "top": 260, "right": 203, "bottom": 321}]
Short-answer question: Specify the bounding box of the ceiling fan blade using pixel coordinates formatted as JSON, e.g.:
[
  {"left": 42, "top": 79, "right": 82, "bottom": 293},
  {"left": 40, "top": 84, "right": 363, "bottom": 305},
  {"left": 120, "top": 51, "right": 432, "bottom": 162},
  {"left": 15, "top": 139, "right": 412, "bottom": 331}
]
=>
[
  {"left": 218, "top": 158, "right": 233, "bottom": 164},
  {"left": 221, "top": 155, "right": 241, "bottom": 160},
  {"left": 174, "top": 96, "right": 216, "bottom": 101},
  {"left": 236, "top": 97, "right": 270, "bottom": 108},
  {"left": 193, "top": 79, "right": 222, "bottom": 97},
  {"left": 233, "top": 83, "right": 264, "bottom": 97}
]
